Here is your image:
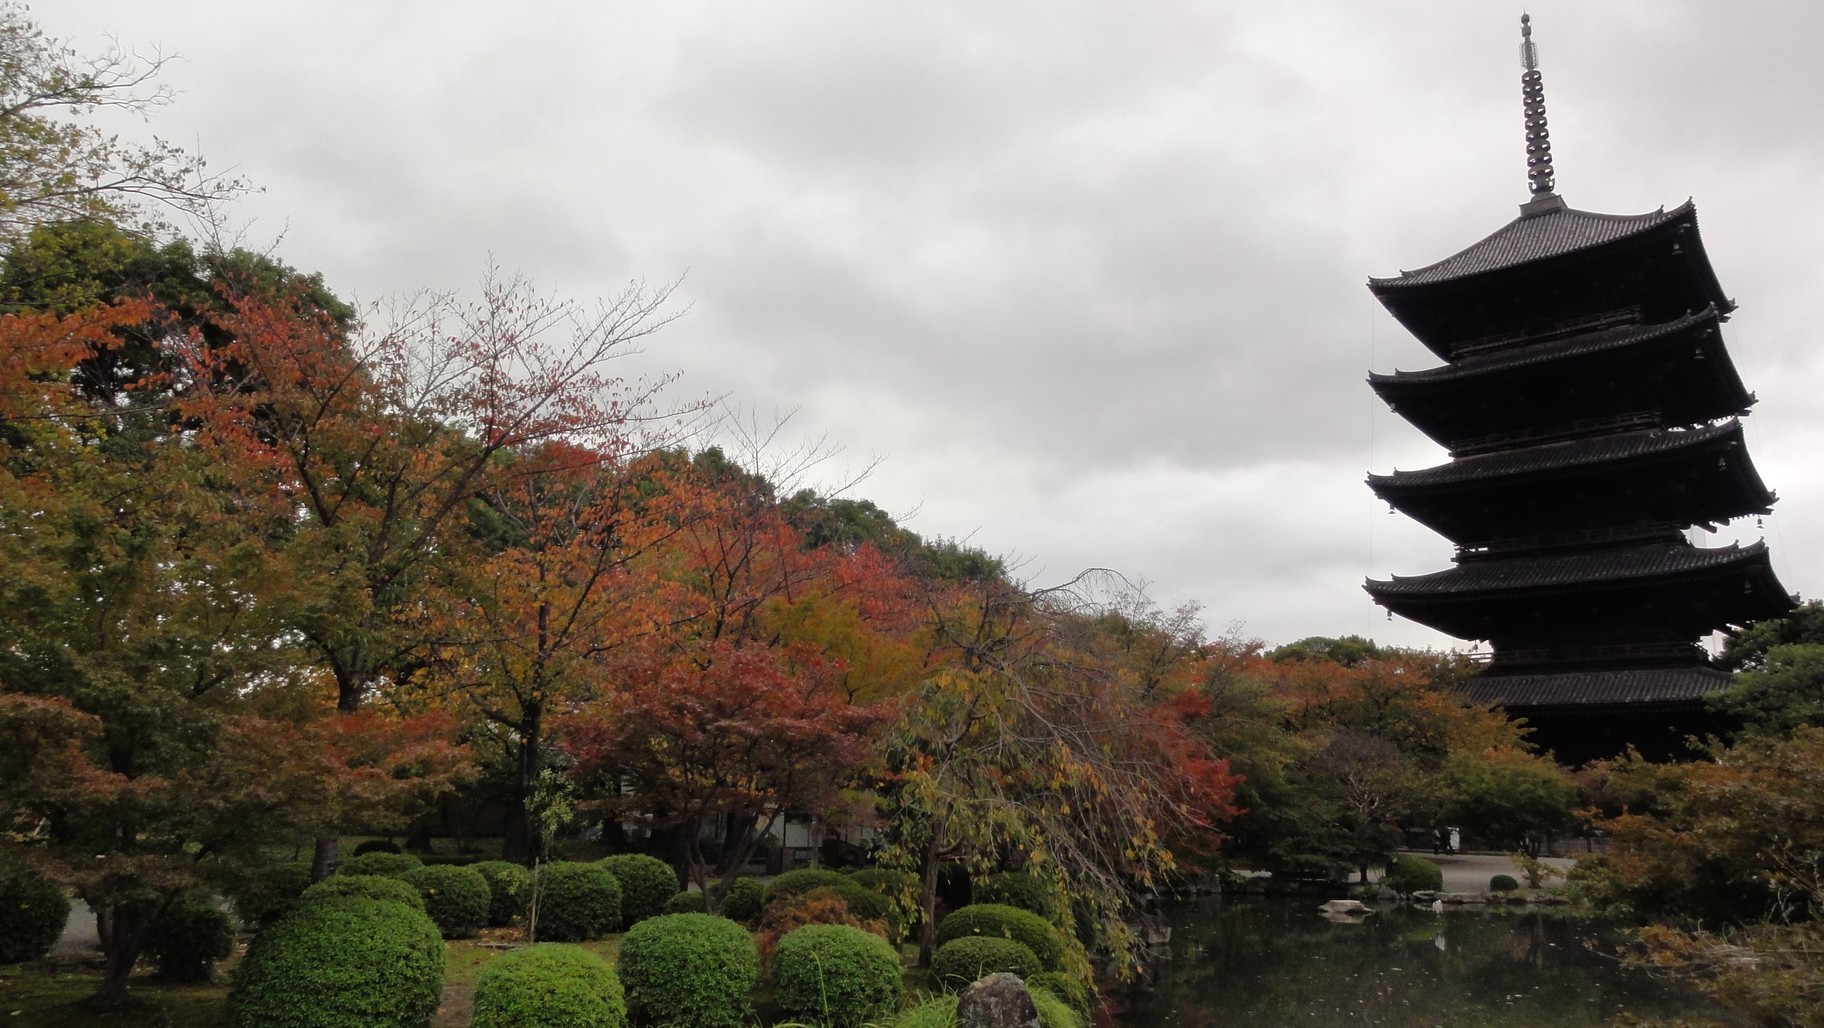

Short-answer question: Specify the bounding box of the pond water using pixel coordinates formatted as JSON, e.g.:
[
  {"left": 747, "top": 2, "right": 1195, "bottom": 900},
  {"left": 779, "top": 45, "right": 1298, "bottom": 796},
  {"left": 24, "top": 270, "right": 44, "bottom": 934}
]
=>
[{"left": 1110, "top": 899, "right": 1729, "bottom": 1027}]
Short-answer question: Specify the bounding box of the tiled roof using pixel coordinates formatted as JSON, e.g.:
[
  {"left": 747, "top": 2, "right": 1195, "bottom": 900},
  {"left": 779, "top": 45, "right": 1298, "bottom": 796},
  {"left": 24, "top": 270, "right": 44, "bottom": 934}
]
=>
[
  {"left": 1368, "top": 307, "right": 1720, "bottom": 387},
  {"left": 1370, "top": 421, "right": 1741, "bottom": 490},
  {"left": 1459, "top": 666, "right": 1732, "bottom": 707},
  {"left": 1370, "top": 201, "right": 1692, "bottom": 288},
  {"left": 1366, "top": 541, "right": 1769, "bottom": 597}
]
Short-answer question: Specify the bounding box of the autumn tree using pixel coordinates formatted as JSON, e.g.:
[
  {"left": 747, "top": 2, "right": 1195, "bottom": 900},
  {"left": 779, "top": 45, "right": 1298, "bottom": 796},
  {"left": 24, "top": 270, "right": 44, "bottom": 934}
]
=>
[
  {"left": 878, "top": 573, "right": 1238, "bottom": 970},
  {"left": 0, "top": 300, "right": 465, "bottom": 1007}
]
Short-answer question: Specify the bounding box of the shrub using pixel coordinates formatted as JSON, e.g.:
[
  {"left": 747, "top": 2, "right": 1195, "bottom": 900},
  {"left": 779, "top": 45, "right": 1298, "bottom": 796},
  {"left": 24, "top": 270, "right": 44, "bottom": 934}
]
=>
[
  {"left": 302, "top": 874, "right": 426, "bottom": 913},
  {"left": 351, "top": 838, "right": 403, "bottom": 856},
  {"left": 771, "top": 923, "right": 903, "bottom": 1028},
  {"left": 933, "top": 904, "right": 1064, "bottom": 971},
  {"left": 0, "top": 868, "right": 69, "bottom": 963},
  {"left": 532, "top": 862, "right": 622, "bottom": 942},
  {"left": 617, "top": 913, "right": 759, "bottom": 1028},
  {"left": 764, "top": 867, "right": 851, "bottom": 904},
  {"left": 228, "top": 896, "right": 445, "bottom": 1028},
  {"left": 1490, "top": 874, "right": 1520, "bottom": 893},
  {"left": 664, "top": 889, "right": 707, "bottom": 914},
  {"left": 228, "top": 861, "right": 314, "bottom": 929},
  {"left": 338, "top": 851, "right": 424, "bottom": 879},
  {"left": 974, "top": 872, "right": 1061, "bottom": 919},
  {"left": 146, "top": 895, "right": 235, "bottom": 981},
  {"left": 471, "top": 943, "right": 626, "bottom": 1028},
  {"left": 720, "top": 877, "right": 766, "bottom": 923},
  {"left": 1027, "top": 970, "right": 1092, "bottom": 1016},
  {"left": 756, "top": 889, "right": 885, "bottom": 965},
  {"left": 598, "top": 854, "right": 678, "bottom": 926},
  {"left": 931, "top": 936, "right": 1041, "bottom": 992},
  {"left": 403, "top": 864, "right": 490, "bottom": 939},
  {"left": 1382, "top": 854, "right": 1444, "bottom": 898},
  {"left": 1030, "top": 984, "right": 1087, "bottom": 1028},
  {"left": 474, "top": 861, "right": 532, "bottom": 926}
]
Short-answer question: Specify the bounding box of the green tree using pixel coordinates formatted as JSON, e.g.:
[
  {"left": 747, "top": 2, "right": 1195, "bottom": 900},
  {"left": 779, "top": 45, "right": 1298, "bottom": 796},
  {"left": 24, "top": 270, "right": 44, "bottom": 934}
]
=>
[
  {"left": 1442, "top": 748, "right": 1578, "bottom": 855},
  {"left": 1719, "top": 599, "right": 1824, "bottom": 672},
  {"left": 1715, "top": 643, "right": 1824, "bottom": 739},
  {"left": 0, "top": 4, "right": 244, "bottom": 241}
]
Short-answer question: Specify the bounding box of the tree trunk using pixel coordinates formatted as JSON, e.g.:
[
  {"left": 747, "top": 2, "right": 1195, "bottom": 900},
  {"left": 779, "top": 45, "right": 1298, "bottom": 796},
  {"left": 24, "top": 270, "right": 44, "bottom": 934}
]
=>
[
  {"left": 915, "top": 822, "right": 948, "bottom": 967},
  {"left": 87, "top": 901, "right": 151, "bottom": 1009},
  {"left": 502, "top": 714, "right": 542, "bottom": 864}
]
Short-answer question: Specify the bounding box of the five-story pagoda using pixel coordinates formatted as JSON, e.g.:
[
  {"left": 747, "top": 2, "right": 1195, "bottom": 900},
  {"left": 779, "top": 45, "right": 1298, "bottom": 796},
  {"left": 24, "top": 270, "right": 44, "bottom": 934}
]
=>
[{"left": 1363, "top": 16, "right": 1795, "bottom": 764}]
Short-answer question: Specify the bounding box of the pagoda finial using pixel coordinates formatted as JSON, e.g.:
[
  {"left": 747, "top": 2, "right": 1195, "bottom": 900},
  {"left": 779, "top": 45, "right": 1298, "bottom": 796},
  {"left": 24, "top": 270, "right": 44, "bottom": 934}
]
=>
[{"left": 1519, "top": 13, "right": 1557, "bottom": 199}]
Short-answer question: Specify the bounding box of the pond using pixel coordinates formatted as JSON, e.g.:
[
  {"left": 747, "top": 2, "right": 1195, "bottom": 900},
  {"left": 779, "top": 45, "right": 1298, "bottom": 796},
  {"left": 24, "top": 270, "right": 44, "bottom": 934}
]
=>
[{"left": 1110, "top": 898, "right": 1730, "bottom": 1026}]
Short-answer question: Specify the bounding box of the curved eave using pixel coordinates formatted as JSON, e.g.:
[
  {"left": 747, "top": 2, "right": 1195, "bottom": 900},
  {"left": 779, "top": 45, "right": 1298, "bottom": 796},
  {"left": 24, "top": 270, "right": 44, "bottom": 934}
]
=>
[
  {"left": 1367, "top": 200, "right": 1720, "bottom": 295},
  {"left": 1368, "top": 306, "right": 1724, "bottom": 390},
  {"left": 1368, "top": 419, "right": 1761, "bottom": 494},
  {"left": 1459, "top": 667, "right": 1733, "bottom": 708},
  {"left": 1365, "top": 422, "right": 1779, "bottom": 544},
  {"left": 1365, "top": 542, "right": 1793, "bottom": 641}
]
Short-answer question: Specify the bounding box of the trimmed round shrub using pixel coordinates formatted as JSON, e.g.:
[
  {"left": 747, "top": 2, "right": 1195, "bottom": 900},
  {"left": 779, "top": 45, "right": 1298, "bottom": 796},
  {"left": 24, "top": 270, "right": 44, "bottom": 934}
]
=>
[
  {"left": 975, "top": 872, "right": 1061, "bottom": 919},
  {"left": 474, "top": 861, "right": 532, "bottom": 926},
  {"left": 764, "top": 867, "right": 851, "bottom": 904},
  {"left": 403, "top": 864, "right": 490, "bottom": 938},
  {"left": 1031, "top": 984, "right": 1087, "bottom": 1028},
  {"left": 720, "top": 877, "right": 766, "bottom": 923},
  {"left": 351, "top": 838, "right": 403, "bottom": 856},
  {"left": 0, "top": 868, "right": 70, "bottom": 963},
  {"left": 1489, "top": 873, "right": 1521, "bottom": 893},
  {"left": 532, "top": 862, "right": 622, "bottom": 942},
  {"left": 472, "top": 943, "right": 626, "bottom": 1028},
  {"left": 772, "top": 923, "right": 903, "bottom": 1028},
  {"left": 338, "top": 850, "right": 423, "bottom": 879},
  {"left": 228, "top": 896, "right": 445, "bottom": 1028},
  {"left": 931, "top": 935, "right": 1041, "bottom": 992},
  {"left": 146, "top": 895, "right": 235, "bottom": 981},
  {"left": 664, "top": 889, "right": 707, "bottom": 914},
  {"left": 228, "top": 861, "right": 314, "bottom": 929},
  {"left": 933, "top": 904, "right": 1064, "bottom": 971},
  {"left": 598, "top": 854, "right": 677, "bottom": 926},
  {"left": 303, "top": 874, "right": 426, "bottom": 913},
  {"left": 617, "top": 913, "right": 759, "bottom": 1028},
  {"left": 1382, "top": 854, "right": 1444, "bottom": 898}
]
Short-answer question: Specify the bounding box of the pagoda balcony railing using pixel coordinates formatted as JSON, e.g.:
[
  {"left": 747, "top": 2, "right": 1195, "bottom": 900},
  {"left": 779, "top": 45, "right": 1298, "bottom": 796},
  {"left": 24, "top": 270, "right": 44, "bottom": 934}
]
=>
[
  {"left": 1451, "top": 410, "right": 1665, "bottom": 457},
  {"left": 1450, "top": 305, "right": 1644, "bottom": 360},
  {"left": 1454, "top": 522, "right": 1685, "bottom": 562},
  {"left": 1484, "top": 641, "right": 1708, "bottom": 668}
]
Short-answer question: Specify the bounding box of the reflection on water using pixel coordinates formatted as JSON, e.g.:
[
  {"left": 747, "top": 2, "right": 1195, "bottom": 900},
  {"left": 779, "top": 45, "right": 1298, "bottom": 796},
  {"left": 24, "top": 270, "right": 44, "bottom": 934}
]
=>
[{"left": 1113, "top": 898, "right": 1728, "bottom": 1027}]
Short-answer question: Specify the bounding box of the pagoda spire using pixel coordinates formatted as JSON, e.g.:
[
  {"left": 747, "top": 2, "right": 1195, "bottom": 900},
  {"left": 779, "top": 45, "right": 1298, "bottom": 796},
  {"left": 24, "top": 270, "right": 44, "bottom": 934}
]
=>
[{"left": 1519, "top": 13, "right": 1557, "bottom": 201}]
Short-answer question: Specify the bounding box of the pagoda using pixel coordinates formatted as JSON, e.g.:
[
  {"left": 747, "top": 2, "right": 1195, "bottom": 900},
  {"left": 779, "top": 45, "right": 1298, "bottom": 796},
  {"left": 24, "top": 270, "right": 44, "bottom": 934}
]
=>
[{"left": 1362, "top": 16, "right": 1795, "bottom": 764}]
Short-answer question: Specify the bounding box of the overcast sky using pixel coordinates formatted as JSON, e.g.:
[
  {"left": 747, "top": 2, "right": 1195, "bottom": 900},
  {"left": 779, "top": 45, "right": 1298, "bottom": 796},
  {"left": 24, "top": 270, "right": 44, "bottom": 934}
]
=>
[{"left": 53, "top": 2, "right": 1824, "bottom": 651}]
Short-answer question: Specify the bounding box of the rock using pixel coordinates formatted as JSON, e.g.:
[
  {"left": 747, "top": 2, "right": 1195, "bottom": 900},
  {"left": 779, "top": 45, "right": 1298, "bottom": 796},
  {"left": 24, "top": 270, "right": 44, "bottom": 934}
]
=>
[
  {"left": 1318, "top": 899, "right": 1372, "bottom": 916},
  {"left": 957, "top": 972, "right": 1041, "bottom": 1028}
]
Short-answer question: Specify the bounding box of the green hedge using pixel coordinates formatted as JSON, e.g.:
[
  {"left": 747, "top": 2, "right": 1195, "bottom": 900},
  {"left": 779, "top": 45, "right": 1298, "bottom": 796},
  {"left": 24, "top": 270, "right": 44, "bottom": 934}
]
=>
[
  {"left": 763, "top": 868, "right": 851, "bottom": 904},
  {"left": 351, "top": 839, "right": 402, "bottom": 856},
  {"left": 1383, "top": 854, "right": 1443, "bottom": 898},
  {"left": 228, "top": 896, "right": 445, "bottom": 1028},
  {"left": 617, "top": 913, "right": 758, "bottom": 1028},
  {"left": 771, "top": 923, "right": 903, "bottom": 1028},
  {"left": 337, "top": 851, "right": 424, "bottom": 879},
  {"left": 1027, "top": 970, "right": 1091, "bottom": 1016},
  {"left": 930, "top": 936, "right": 1041, "bottom": 992},
  {"left": 403, "top": 864, "right": 490, "bottom": 939},
  {"left": 302, "top": 874, "right": 426, "bottom": 913},
  {"left": 974, "top": 872, "right": 1061, "bottom": 919},
  {"left": 664, "top": 890, "right": 707, "bottom": 915},
  {"left": 471, "top": 943, "right": 626, "bottom": 1028},
  {"left": 0, "top": 868, "right": 69, "bottom": 963},
  {"left": 720, "top": 877, "right": 766, "bottom": 923},
  {"left": 597, "top": 854, "right": 677, "bottom": 926},
  {"left": 1490, "top": 874, "right": 1520, "bottom": 893},
  {"left": 933, "top": 904, "right": 1064, "bottom": 970},
  {"left": 146, "top": 895, "right": 234, "bottom": 981},
  {"left": 474, "top": 861, "right": 532, "bottom": 926},
  {"left": 532, "top": 862, "right": 622, "bottom": 942}
]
